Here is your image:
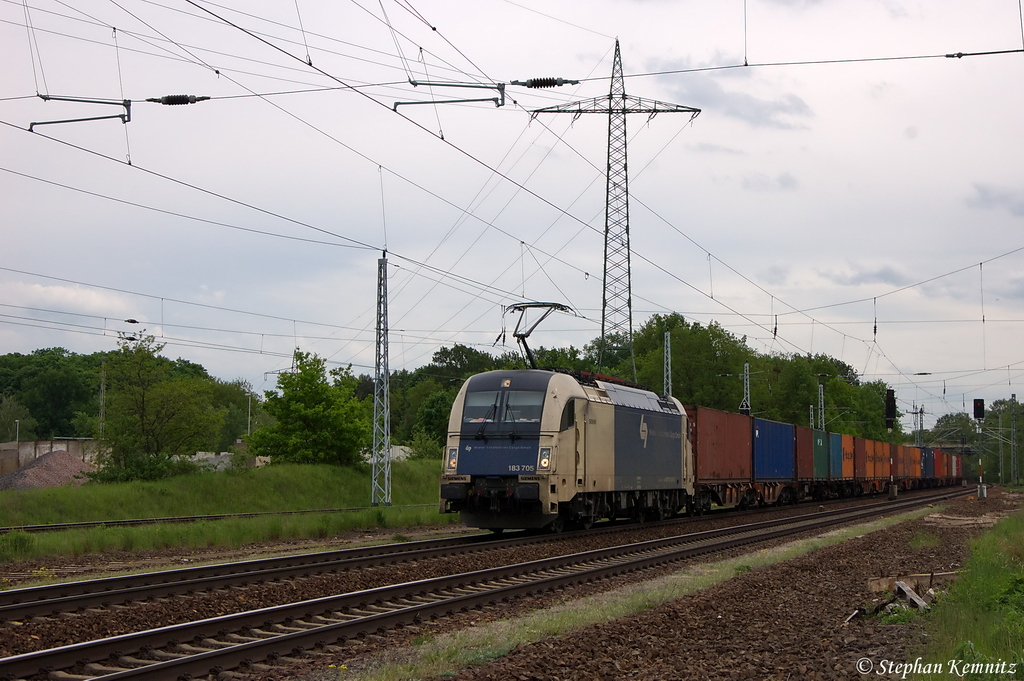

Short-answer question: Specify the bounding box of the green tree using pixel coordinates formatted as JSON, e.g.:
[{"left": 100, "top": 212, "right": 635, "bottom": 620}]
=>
[
  {"left": 930, "top": 412, "right": 978, "bottom": 447},
  {"left": 634, "top": 314, "right": 752, "bottom": 409},
  {"left": 208, "top": 378, "right": 261, "bottom": 452},
  {"left": 414, "top": 386, "right": 459, "bottom": 447},
  {"left": 96, "top": 335, "right": 225, "bottom": 481},
  {"left": 532, "top": 345, "right": 592, "bottom": 372},
  {"left": 0, "top": 348, "right": 101, "bottom": 438},
  {"left": 427, "top": 344, "right": 502, "bottom": 381},
  {"left": 247, "top": 350, "right": 370, "bottom": 465},
  {"left": 0, "top": 395, "right": 36, "bottom": 441}
]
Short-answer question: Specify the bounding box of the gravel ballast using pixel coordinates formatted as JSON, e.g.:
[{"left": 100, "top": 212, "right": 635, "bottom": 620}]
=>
[{"left": 437, "top": 488, "right": 1017, "bottom": 681}]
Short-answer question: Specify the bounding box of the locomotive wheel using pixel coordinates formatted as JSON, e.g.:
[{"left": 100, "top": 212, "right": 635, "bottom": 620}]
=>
[{"left": 547, "top": 516, "right": 565, "bottom": 534}]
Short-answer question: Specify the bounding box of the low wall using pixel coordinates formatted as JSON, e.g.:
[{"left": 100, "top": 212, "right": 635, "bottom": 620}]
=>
[{"left": 0, "top": 439, "right": 99, "bottom": 474}]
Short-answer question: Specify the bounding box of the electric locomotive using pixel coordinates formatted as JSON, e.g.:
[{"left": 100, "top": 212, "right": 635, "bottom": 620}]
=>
[{"left": 439, "top": 369, "right": 693, "bottom": 531}]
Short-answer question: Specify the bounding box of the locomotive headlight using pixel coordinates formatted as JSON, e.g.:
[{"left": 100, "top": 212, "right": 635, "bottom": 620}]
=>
[
  {"left": 537, "top": 447, "right": 552, "bottom": 471},
  {"left": 446, "top": 448, "right": 458, "bottom": 472}
]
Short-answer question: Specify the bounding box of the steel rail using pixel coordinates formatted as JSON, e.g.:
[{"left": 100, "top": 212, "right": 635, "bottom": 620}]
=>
[
  {"left": 0, "top": 486, "right": 960, "bottom": 622},
  {"left": 0, "top": 489, "right": 966, "bottom": 680},
  {"left": 0, "top": 504, "right": 438, "bottom": 535}
]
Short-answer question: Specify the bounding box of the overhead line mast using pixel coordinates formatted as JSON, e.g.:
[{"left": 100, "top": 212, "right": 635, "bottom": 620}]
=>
[
  {"left": 529, "top": 40, "right": 700, "bottom": 381},
  {"left": 371, "top": 251, "right": 391, "bottom": 507}
]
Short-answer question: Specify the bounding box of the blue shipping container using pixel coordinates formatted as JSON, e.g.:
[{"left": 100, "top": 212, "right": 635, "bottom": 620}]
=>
[
  {"left": 829, "top": 433, "right": 843, "bottom": 479},
  {"left": 753, "top": 418, "right": 795, "bottom": 480},
  {"left": 922, "top": 448, "right": 934, "bottom": 478}
]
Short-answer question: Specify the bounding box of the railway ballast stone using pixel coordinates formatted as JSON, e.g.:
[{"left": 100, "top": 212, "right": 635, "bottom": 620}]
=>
[
  {"left": 0, "top": 450, "right": 94, "bottom": 491},
  {"left": 437, "top": 488, "right": 1017, "bottom": 681}
]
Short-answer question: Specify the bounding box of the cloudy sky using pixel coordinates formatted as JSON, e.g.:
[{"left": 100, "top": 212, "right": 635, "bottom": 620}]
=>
[{"left": 1, "top": 0, "right": 1022, "bottom": 430}]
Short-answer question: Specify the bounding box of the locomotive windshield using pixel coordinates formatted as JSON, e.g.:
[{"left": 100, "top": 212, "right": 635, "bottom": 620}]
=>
[{"left": 462, "top": 389, "right": 545, "bottom": 436}]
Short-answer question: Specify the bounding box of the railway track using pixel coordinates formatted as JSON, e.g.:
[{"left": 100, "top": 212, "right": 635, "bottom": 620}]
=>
[
  {"left": 0, "top": 488, "right": 967, "bottom": 681},
  {"left": 0, "top": 505, "right": 438, "bottom": 535},
  {"left": 0, "top": 486, "right": 949, "bottom": 622}
]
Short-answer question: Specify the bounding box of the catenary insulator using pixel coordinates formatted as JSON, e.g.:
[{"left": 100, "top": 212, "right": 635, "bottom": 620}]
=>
[
  {"left": 510, "top": 77, "right": 579, "bottom": 88},
  {"left": 146, "top": 95, "right": 211, "bottom": 105}
]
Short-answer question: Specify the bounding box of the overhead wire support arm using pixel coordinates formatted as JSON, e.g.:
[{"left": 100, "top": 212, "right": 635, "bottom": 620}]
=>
[
  {"left": 393, "top": 81, "right": 505, "bottom": 110},
  {"left": 28, "top": 94, "right": 130, "bottom": 132}
]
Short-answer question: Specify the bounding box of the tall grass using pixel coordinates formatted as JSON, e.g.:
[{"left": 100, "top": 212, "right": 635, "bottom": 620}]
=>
[
  {"left": 0, "top": 461, "right": 461, "bottom": 564},
  {"left": 919, "top": 510, "right": 1024, "bottom": 678}
]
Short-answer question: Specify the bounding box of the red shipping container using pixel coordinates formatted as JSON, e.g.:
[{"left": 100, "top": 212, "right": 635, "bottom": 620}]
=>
[
  {"left": 795, "top": 425, "right": 815, "bottom": 479},
  {"left": 910, "top": 447, "right": 921, "bottom": 479},
  {"left": 685, "top": 405, "right": 752, "bottom": 483},
  {"left": 854, "top": 437, "right": 868, "bottom": 479},
  {"left": 842, "top": 434, "right": 855, "bottom": 479}
]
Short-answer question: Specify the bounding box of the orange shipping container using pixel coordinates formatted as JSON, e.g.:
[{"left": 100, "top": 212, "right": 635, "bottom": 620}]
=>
[
  {"left": 875, "top": 441, "right": 890, "bottom": 479},
  {"left": 910, "top": 447, "right": 921, "bottom": 479},
  {"left": 842, "top": 434, "right": 854, "bottom": 479}
]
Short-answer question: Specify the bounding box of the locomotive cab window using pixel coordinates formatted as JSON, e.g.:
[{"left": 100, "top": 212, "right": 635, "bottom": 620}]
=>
[
  {"left": 463, "top": 392, "right": 500, "bottom": 423},
  {"left": 461, "top": 389, "right": 545, "bottom": 434},
  {"left": 505, "top": 390, "right": 544, "bottom": 422},
  {"left": 559, "top": 399, "right": 576, "bottom": 431}
]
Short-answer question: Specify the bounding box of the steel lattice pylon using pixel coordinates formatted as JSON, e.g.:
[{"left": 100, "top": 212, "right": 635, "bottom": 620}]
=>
[
  {"left": 531, "top": 40, "right": 700, "bottom": 379},
  {"left": 371, "top": 252, "right": 391, "bottom": 506}
]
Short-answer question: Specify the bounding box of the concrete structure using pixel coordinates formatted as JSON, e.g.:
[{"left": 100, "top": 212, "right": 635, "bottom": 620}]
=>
[{"left": 0, "top": 439, "right": 100, "bottom": 475}]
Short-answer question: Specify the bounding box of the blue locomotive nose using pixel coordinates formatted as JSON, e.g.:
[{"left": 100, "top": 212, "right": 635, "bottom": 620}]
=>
[{"left": 456, "top": 441, "right": 539, "bottom": 476}]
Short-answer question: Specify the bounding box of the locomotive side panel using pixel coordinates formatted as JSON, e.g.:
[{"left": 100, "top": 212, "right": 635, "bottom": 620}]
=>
[
  {"left": 579, "top": 399, "right": 615, "bottom": 492},
  {"left": 613, "top": 407, "right": 685, "bottom": 490}
]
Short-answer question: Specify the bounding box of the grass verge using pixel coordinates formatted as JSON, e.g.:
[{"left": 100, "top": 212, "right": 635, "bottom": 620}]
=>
[
  {"left": 0, "top": 461, "right": 461, "bottom": 565},
  {"left": 340, "top": 507, "right": 938, "bottom": 681},
  {"left": 915, "top": 508, "right": 1024, "bottom": 678}
]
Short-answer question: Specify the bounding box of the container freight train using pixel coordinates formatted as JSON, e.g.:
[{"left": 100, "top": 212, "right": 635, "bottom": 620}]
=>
[{"left": 439, "top": 369, "right": 964, "bottom": 531}]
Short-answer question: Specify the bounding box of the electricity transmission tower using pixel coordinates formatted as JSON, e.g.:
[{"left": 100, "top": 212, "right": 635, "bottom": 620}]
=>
[
  {"left": 371, "top": 251, "right": 391, "bottom": 506},
  {"left": 531, "top": 40, "right": 700, "bottom": 380}
]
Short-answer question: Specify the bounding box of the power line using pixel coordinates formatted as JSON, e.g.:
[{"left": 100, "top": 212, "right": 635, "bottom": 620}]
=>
[{"left": 578, "top": 48, "right": 1024, "bottom": 85}]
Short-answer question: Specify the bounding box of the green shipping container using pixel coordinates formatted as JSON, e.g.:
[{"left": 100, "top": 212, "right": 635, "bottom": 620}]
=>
[{"left": 813, "top": 429, "right": 829, "bottom": 479}]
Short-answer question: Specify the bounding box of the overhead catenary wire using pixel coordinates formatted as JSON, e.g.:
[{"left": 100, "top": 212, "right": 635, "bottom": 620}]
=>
[
  {"left": 6, "top": 1, "right": 1015, "bottom": 409},
  {"left": 21, "top": 0, "right": 48, "bottom": 94},
  {"left": 12, "top": 1, "right": 1011, "bottom": 360}
]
